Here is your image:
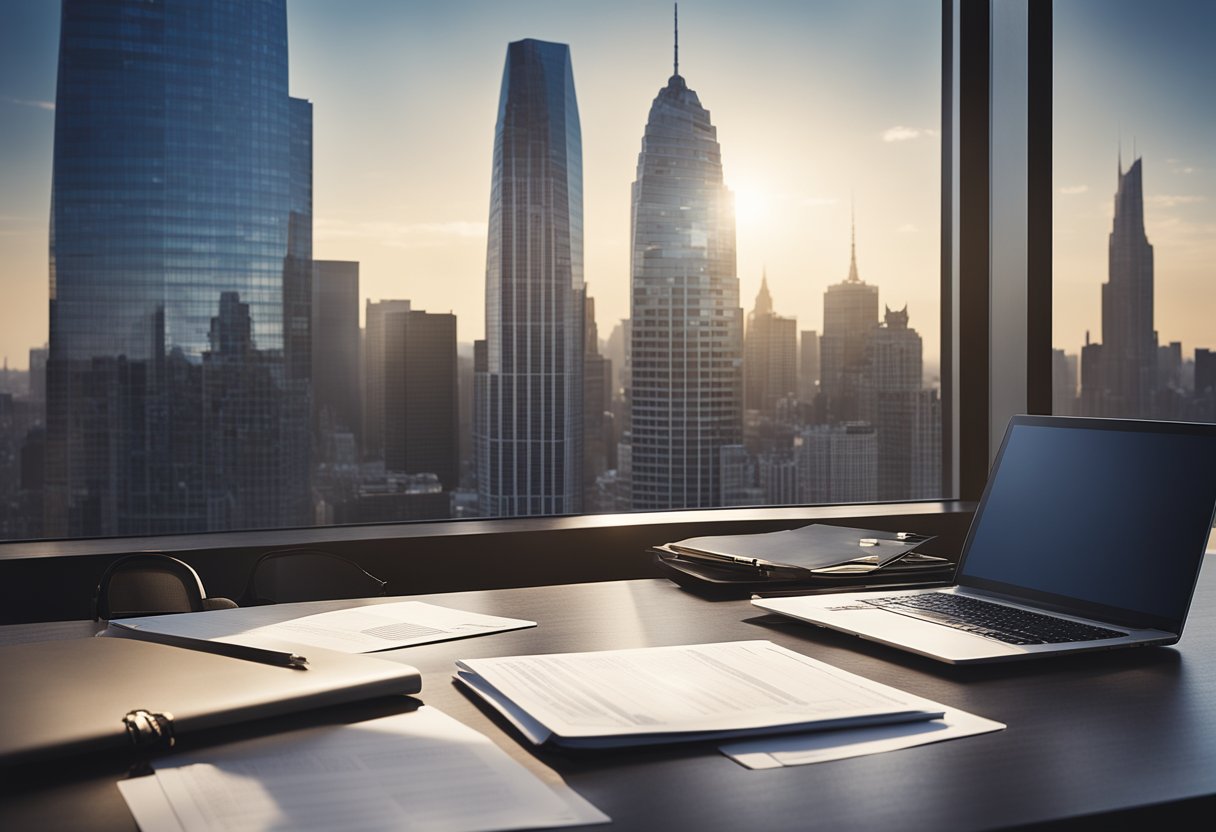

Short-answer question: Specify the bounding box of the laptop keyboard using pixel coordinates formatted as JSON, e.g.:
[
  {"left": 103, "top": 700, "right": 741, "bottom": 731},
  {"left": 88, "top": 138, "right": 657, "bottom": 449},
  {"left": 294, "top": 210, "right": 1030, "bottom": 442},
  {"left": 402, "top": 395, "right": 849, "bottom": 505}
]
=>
[{"left": 863, "top": 593, "right": 1128, "bottom": 645}]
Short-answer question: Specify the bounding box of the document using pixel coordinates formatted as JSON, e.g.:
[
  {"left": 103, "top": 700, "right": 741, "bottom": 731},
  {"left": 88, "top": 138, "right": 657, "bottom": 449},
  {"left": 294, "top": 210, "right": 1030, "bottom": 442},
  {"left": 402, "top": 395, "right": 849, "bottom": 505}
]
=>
[
  {"left": 455, "top": 640, "right": 944, "bottom": 748},
  {"left": 116, "top": 706, "right": 609, "bottom": 832},
  {"left": 720, "top": 704, "right": 1005, "bottom": 769},
  {"left": 107, "top": 600, "right": 536, "bottom": 654}
]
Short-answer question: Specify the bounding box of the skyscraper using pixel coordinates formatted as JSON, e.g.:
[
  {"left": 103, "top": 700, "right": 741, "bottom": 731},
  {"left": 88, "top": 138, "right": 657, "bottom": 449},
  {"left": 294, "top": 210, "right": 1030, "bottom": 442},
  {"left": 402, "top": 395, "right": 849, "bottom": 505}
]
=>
[
  {"left": 312, "top": 261, "right": 361, "bottom": 453},
  {"left": 743, "top": 273, "right": 797, "bottom": 417},
  {"left": 583, "top": 296, "right": 612, "bottom": 508},
  {"left": 819, "top": 218, "right": 879, "bottom": 424},
  {"left": 476, "top": 39, "right": 585, "bottom": 517},
  {"left": 862, "top": 305, "right": 928, "bottom": 500},
  {"left": 629, "top": 15, "right": 742, "bottom": 510},
  {"left": 364, "top": 299, "right": 412, "bottom": 461},
  {"left": 798, "top": 330, "right": 820, "bottom": 403},
  {"left": 1082, "top": 156, "right": 1158, "bottom": 417},
  {"left": 46, "top": 0, "right": 311, "bottom": 536},
  {"left": 383, "top": 309, "right": 458, "bottom": 492}
]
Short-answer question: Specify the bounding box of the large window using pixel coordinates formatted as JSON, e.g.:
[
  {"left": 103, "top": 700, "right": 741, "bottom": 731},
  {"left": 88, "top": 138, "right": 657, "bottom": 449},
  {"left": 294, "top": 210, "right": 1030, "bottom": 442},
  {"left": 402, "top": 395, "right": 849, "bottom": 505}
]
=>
[
  {"left": 1052, "top": 0, "right": 1215, "bottom": 422},
  {"left": 0, "top": 0, "right": 944, "bottom": 543}
]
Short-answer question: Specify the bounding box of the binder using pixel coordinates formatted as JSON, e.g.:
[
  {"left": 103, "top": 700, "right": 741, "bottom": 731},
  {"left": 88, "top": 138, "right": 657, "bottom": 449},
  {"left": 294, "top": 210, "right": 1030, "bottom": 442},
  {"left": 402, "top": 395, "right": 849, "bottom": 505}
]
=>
[
  {"left": 0, "top": 636, "right": 421, "bottom": 766},
  {"left": 652, "top": 523, "right": 955, "bottom": 596}
]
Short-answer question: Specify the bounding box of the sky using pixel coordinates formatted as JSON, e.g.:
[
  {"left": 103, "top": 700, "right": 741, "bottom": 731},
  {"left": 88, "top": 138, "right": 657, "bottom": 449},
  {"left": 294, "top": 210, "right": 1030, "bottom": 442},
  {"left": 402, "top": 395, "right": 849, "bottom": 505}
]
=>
[
  {"left": 0, "top": 1, "right": 1209, "bottom": 374},
  {"left": 1053, "top": 0, "right": 1216, "bottom": 360}
]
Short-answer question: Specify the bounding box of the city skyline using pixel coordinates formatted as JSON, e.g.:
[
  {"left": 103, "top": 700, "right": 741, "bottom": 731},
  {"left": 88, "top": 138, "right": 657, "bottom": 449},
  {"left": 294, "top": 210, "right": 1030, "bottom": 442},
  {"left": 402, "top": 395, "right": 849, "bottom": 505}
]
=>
[
  {"left": 2, "top": 2, "right": 1212, "bottom": 373},
  {"left": 0, "top": 0, "right": 942, "bottom": 369}
]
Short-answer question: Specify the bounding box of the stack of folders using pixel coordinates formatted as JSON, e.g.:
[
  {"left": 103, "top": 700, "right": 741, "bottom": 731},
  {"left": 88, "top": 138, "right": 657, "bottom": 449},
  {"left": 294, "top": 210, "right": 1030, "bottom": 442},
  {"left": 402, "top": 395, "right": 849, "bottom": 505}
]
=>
[
  {"left": 651, "top": 523, "right": 955, "bottom": 595},
  {"left": 455, "top": 641, "right": 945, "bottom": 749}
]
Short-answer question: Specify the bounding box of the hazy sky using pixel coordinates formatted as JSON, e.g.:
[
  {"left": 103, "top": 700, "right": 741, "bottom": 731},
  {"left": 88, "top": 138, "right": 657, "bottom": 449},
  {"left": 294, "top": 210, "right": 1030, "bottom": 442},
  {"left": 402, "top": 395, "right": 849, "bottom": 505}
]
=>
[{"left": 0, "top": 1, "right": 1209, "bottom": 373}]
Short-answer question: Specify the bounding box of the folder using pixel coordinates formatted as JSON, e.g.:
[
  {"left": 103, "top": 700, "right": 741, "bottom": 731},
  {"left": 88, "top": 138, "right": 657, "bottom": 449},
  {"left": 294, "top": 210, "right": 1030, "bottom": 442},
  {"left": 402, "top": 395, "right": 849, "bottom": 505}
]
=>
[
  {"left": 651, "top": 523, "right": 954, "bottom": 596},
  {"left": 0, "top": 636, "right": 420, "bottom": 766}
]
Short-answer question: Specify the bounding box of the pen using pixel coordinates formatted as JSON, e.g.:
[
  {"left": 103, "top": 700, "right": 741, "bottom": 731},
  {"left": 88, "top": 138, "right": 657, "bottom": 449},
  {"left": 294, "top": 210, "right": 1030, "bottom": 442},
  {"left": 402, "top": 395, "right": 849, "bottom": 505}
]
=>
[
  {"left": 198, "top": 639, "right": 310, "bottom": 670},
  {"left": 105, "top": 627, "right": 309, "bottom": 669}
]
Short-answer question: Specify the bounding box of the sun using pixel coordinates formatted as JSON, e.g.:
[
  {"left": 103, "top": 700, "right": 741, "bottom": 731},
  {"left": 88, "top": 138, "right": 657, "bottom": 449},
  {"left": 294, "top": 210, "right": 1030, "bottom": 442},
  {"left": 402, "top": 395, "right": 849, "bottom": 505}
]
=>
[{"left": 732, "top": 184, "right": 771, "bottom": 229}]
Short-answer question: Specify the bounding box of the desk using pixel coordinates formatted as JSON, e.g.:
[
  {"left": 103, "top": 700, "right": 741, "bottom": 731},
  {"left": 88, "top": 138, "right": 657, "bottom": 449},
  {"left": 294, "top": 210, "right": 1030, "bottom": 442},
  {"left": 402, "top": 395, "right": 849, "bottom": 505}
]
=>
[{"left": 4, "top": 566, "right": 1216, "bottom": 831}]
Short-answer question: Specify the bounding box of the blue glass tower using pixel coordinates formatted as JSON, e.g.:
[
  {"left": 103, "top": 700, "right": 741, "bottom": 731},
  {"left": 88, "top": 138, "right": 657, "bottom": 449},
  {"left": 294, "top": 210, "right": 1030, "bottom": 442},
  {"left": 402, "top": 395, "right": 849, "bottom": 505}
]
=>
[
  {"left": 476, "top": 39, "right": 584, "bottom": 517},
  {"left": 46, "top": 0, "right": 311, "bottom": 536}
]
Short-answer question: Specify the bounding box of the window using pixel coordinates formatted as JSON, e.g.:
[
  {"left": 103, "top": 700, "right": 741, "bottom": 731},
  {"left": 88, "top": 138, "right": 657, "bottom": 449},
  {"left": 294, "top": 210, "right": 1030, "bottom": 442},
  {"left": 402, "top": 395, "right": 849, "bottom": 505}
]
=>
[
  {"left": 0, "top": 0, "right": 946, "bottom": 544},
  {"left": 1052, "top": 0, "right": 1215, "bottom": 423}
]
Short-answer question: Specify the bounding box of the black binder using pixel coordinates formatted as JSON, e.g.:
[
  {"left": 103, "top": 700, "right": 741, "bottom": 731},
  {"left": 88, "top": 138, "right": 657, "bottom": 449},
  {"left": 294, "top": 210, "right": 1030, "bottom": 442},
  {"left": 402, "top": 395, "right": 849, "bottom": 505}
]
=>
[
  {"left": 0, "top": 636, "right": 420, "bottom": 766},
  {"left": 652, "top": 523, "right": 956, "bottom": 597}
]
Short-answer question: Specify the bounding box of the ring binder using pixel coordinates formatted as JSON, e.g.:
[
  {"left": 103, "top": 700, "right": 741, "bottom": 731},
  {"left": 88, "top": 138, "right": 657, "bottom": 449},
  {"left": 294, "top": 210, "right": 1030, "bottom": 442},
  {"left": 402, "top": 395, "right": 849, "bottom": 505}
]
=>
[{"left": 122, "top": 710, "right": 176, "bottom": 753}]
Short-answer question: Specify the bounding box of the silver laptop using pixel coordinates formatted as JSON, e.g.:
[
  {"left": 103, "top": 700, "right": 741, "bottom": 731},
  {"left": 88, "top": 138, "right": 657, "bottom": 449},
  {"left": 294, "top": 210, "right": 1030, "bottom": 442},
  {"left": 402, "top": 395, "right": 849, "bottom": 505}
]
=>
[{"left": 753, "top": 415, "right": 1216, "bottom": 664}]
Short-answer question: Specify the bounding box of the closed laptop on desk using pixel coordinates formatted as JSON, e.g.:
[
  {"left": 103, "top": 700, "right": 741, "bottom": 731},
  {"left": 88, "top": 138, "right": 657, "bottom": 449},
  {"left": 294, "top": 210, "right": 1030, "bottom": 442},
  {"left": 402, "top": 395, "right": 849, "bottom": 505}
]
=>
[
  {"left": 0, "top": 636, "right": 420, "bottom": 765},
  {"left": 754, "top": 415, "right": 1216, "bottom": 664}
]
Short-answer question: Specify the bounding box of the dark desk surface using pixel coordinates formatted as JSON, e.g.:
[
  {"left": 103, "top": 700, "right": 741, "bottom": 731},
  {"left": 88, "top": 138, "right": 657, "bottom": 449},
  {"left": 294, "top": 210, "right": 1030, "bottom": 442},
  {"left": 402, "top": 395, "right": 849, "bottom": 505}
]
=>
[{"left": 4, "top": 562, "right": 1216, "bottom": 831}]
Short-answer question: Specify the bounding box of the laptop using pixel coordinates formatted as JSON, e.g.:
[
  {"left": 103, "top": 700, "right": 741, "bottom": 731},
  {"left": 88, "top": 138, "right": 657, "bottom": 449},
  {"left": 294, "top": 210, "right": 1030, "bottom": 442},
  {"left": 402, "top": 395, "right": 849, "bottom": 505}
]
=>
[{"left": 753, "top": 415, "right": 1216, "bottom": 664}]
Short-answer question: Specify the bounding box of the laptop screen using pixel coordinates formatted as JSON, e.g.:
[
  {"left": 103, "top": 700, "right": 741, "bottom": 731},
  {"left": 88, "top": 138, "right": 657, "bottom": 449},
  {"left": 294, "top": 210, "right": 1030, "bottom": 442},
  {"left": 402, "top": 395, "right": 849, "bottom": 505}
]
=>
[{"left": 958, "top": 417, "right": 1216, "bottom": 632}]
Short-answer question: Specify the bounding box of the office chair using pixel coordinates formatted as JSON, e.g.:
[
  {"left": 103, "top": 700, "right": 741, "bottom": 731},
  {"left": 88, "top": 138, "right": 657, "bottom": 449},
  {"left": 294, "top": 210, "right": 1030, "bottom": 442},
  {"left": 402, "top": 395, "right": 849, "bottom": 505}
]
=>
[
  {"left": 93, "top": 552, "right": 238, "bottom": 621},
  {"left": 241, "top": 548, "right": 388, "bottom": 605}
]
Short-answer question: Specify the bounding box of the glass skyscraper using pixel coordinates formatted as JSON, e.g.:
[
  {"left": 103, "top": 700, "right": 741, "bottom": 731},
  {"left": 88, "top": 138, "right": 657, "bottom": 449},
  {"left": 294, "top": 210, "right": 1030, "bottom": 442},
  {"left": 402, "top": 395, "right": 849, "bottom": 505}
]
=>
[
  {"left": 1081, "top": 156, "right": 1157, "bottom": 418},
  {"left": 476, "top": 39, "right": 585, "bottom": 517},
  {"left": 46, "top": 0, "right": 311, "bottom": 536},
  {"left": 628, "top": 41, "right": 741, "bottom": 511}
]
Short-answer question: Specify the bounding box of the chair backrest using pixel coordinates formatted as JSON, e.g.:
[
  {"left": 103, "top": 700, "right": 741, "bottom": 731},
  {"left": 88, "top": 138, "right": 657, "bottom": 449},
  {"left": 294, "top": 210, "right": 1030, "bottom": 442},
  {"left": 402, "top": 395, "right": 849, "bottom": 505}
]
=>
[
  {"left": 94, "top": 553, "right": 208, "bottom": 620},
  {"left": 243, "top": 548, "right": 388, "bottom": 605}
]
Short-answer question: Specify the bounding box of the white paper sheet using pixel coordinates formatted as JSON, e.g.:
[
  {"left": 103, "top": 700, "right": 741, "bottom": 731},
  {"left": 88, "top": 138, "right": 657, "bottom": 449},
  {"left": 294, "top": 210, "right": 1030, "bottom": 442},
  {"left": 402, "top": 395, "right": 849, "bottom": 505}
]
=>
[
  {"left": 720, "top": 706, "right": 1005, "bottom": 769},
  {"left": 455, "top": 640, "right": 943, "bottom": 747},
  {"left": 116, "top": 706, "right": 608, "bottom": 832},
  {"left": 110, "top": 600, "right": 536, "bottom": 654}
]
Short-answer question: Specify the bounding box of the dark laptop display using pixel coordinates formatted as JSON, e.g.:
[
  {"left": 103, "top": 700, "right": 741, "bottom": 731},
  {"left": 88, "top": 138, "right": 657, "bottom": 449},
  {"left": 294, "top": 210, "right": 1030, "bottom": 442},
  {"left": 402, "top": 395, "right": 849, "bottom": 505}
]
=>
[{"left": 957, "top": 417, "right": 1216, "bottom": 633}]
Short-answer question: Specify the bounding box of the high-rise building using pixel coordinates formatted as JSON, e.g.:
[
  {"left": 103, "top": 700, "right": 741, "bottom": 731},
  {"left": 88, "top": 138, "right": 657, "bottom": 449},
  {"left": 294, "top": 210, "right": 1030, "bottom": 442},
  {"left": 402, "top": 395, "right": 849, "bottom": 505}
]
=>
[
  {"left": 862, "top": 305, "right": 926, "bottom": 500},
  {"left": 476, "top": 39, "right": 585, "bottom": 517},
  {"left": 363, "top": 300, "right": 412, "bottom": 461},
  {"left": 383, "top": 309, "right": 458, "bottom": 492},
  {"left": 795, "top": 423, "right": 878, "bottom": 504},
  {"left": 629, "top": 18, "right": 742, "bottom": 510},
  {"left": 798, "top": 330, "right": 820, "bottom": 403},
  {"left": 744, "top": 273, "right": 798, "bottom": 417},
  {"left": 313, "top": 261, "right": 361, "bottom": 453},
  {"left": 583, "top": 296, "right": 612, "bottom": 508},
  {"left": 46, "top": 0, "right": 311, "bottom": 536},
  {"left": 1052, "top": 348, "right": 1078, "bottom": 416},
  {"left": 820, "top": 218, "right": 879, "bottom": 424},
  {"left": 1082, "top": 156, "right": 1158, "bottom": 417}
]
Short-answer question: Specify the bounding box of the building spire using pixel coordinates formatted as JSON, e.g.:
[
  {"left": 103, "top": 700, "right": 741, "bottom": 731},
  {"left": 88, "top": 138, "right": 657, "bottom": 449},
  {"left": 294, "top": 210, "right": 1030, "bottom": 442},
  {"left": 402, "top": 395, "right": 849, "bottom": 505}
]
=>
[
  {"left": 755, "top": 267, "right": 773, "bottom": 316},
  {"left": 673, "top": 3, "right": 679, "bottom": 77},
  {"left": 847, "top": 202, "right": 860, "bottom": 283}
]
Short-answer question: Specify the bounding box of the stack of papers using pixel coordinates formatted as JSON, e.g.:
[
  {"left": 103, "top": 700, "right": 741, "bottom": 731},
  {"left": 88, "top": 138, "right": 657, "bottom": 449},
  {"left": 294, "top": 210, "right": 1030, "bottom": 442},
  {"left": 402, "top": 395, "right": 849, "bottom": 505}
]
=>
[
  {"left": 455, "top": 640, "right": 945, "bottom": 749},
  {"left": 117, "top": 706, "right": 609, "bottom": 832},
  {"left": 104, "top": 600, "right": 536, "bottom": 655}
]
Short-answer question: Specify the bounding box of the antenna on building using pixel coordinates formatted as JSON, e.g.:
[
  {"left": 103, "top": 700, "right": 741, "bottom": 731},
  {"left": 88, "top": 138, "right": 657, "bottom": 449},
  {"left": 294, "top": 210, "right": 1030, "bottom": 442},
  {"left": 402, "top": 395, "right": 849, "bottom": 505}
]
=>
[
  {"left": 674, "top": 3, "right": 679, "bottom": 77},
  {"left": 847, "top": 198, "right": 860, "bottom": 283}
]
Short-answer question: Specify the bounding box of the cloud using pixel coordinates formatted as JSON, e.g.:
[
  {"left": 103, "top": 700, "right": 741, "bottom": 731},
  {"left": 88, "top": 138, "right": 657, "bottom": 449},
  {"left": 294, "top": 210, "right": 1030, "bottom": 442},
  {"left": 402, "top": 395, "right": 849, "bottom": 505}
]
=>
[
  {"left": 1149, "top": 194, "right": 1207, "bottom": 208},
  {"left": 1058, "top": 185, "right": 1089, "bottom": 195},
  {"left": 315, "top": 218, "right": 486, "bottom": 248},
  {"left": 2, "top": 96, "right": 54, "bottom": 111},
  {"left": 1166, "top": 159, "right": 1198, "bottom": 175},
  {"left": 896, "top": 223, "right": 919, "bottom": 233},
  {"left": 882, "top": 126, "right": 938, "bottom": 143}
]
